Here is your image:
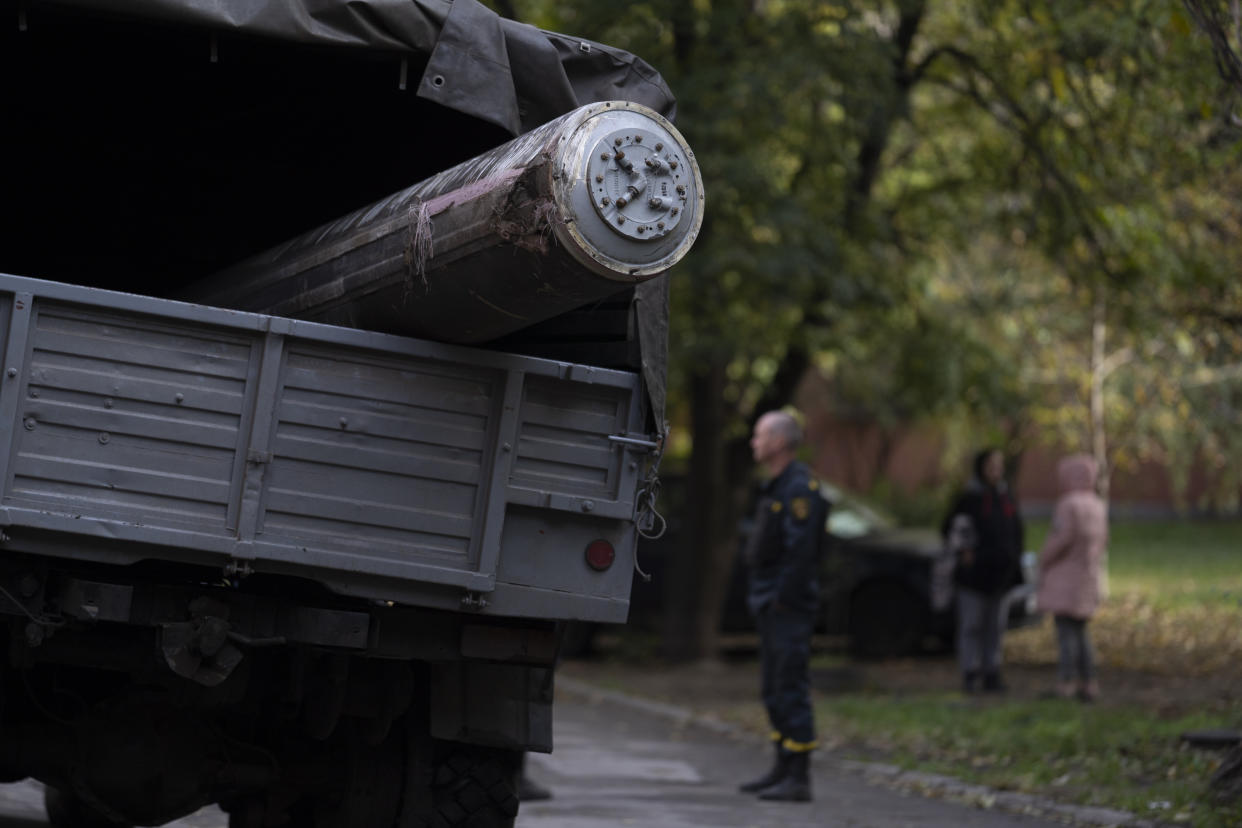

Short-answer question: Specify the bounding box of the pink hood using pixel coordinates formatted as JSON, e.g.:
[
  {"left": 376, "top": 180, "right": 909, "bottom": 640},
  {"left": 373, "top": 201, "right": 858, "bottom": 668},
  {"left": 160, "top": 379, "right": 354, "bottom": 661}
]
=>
[{"left": 1057, "top": 454, "right": 1098, "bottom": 495}]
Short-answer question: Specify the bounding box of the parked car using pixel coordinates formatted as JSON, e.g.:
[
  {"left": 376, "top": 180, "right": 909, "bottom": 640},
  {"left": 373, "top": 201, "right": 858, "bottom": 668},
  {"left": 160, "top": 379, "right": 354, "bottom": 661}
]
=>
[{"left": 575, "top": 479, "right": 1039, "bottom": 659}]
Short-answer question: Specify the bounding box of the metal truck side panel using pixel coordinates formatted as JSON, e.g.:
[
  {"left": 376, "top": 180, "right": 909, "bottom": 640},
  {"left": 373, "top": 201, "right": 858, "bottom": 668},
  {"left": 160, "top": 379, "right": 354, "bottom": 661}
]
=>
[
  {"left": 0, "top": 273, "right": 647, "bottom": 622},
  {"left": 12, "top": 304, "right": 251, "bottom": 531},
  {"left": 260, "top": 342, "right": 505, "bottom": 568}
]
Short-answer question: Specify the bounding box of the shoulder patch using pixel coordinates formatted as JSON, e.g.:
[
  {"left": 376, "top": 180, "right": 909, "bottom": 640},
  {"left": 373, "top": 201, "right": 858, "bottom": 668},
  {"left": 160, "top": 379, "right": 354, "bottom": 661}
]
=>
[
  {"left": 791, "top": 497, "right": 810, "bottom": 521},
  {"left": 770, "top": 501, "right": 783, "bottom": 513},
  {"left": 809, "top": 479, "right": 819, "bottom": 491}
]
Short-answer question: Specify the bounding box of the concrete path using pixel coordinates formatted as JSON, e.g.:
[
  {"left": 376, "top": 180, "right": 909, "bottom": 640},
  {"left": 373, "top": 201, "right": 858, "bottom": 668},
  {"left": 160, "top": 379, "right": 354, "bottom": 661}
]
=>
[
  {"left": 517, "top": 681, "right": 1071, "bottom": 828},
  {"left": 0, "top": 680, "right": 1139, "bottom": 828}
]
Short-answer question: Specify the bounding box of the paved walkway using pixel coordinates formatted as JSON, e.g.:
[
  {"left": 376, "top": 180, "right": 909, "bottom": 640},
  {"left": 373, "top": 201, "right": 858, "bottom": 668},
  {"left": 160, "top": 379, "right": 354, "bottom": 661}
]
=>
[
  {"left": 517, "top": 679, "right": 1091, "bottom": 827},
  {"left": 0, "top": 676, "right": 1146, "bottom": 828}
]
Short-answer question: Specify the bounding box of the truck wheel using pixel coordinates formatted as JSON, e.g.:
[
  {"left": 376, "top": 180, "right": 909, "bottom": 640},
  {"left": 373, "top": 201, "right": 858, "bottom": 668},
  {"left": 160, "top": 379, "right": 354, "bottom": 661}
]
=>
[
  {"left": 424, "top": 746, "right": 520, "bottom": 828},
  {"left": 848, "top": 580, "right": 924, "bottom": 659},
  {"left": 44, "top": 787, "right": 132, "bottom": 828}
]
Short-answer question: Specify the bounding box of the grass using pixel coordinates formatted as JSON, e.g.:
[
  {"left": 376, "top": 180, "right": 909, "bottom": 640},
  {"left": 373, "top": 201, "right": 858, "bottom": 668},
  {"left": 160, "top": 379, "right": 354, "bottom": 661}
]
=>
[
  {"left": 582, "top": 518, "right": 1242, "bottom": 826},
  {"left": 822, "top": 518, "right": 1242, "bottom": 826},
  {"left": 813, "top": 693, "right": 1242, "bottom": 827},
  {"left": 1012, "top": 519, "right": 1242, "bottom": 675},
  {"left": 1025, "top": 518, "right": 1242, "bottom": 610},
  {"left": 1101, "top": 520, "right": 1242, "bottom": 610}
]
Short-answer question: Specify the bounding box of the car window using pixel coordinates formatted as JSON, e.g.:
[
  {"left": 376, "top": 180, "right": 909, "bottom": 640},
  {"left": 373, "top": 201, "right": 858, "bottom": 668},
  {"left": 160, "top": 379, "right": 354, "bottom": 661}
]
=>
[{"left": 820, "top": 483, "right": 897, "bottom": 538}]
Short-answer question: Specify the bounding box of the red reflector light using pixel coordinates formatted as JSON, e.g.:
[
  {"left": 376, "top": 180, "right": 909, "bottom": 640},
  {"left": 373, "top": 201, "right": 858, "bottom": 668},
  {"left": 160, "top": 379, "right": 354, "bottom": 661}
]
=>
[{"left": 584, "top": 539, "right": 615, "bottom": 571}]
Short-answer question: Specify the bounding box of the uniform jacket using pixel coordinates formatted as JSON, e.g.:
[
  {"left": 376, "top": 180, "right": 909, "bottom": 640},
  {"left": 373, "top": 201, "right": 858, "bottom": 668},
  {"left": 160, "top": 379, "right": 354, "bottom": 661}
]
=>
[
  {"left": 1037, "top": 454, "right": 1109, "bottom": 620},
  {"left": 941, "top": 478, "right": 1024, "bottom": 594},
  {"left": 744, "top": 460, "right": 830, "bottom": 616}
]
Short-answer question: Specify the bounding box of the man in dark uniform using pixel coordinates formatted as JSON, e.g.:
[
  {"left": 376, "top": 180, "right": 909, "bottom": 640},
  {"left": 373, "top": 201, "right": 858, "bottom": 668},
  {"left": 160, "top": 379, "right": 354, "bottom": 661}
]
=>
[{"left": 737, "top": 410, "right": 829, "bottom": 803}]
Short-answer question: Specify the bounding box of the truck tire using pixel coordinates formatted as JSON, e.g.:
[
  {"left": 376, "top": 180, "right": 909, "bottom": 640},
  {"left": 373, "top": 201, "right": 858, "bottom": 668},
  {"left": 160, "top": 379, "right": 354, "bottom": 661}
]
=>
[
  {"left": 422, "top": 746, "right": 520, "bottom": 828},
  {"left": 44, "top": 787, "right": 132, "bottom": 828}
]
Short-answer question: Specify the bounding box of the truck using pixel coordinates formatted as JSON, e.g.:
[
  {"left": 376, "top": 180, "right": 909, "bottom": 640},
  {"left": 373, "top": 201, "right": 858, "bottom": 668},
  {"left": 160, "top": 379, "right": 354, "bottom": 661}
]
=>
[{"left": 0, "top": 2, "right": 702, "bottom": 826}]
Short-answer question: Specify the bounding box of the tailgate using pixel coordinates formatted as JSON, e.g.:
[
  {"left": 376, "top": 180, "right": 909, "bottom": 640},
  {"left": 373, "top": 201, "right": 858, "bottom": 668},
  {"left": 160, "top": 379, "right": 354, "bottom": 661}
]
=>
[{"left": 0, "top": 274, "right": 649, "bottom": 619}]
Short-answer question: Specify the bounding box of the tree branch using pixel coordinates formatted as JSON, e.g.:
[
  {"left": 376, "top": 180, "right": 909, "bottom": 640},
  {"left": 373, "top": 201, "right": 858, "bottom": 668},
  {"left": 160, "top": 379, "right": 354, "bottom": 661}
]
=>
[{"left": 1183, "top": 0, "right": 1242, "bottom": 93}]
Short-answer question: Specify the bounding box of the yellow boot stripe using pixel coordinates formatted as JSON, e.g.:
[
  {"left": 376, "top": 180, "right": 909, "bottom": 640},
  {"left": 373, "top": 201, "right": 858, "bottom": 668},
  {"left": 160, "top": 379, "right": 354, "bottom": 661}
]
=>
[{"left": 781, "top": 737, "right": 818, "bottom": 753}]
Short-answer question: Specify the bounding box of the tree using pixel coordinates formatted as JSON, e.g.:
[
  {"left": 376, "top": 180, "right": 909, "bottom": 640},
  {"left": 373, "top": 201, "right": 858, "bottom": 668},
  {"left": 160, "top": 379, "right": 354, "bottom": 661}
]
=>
[
  {"left": 489, "top": 0, "right": 1242, "bottom": 660},
  {"left": 490, "top": 0, "right": 943, "bottom": 659},
  {"left": 903, "top": 1, "right": 1242, "bottom": 507},
  {"left": 1184, "top": 0, "right": 1242, "bottom": 97}
]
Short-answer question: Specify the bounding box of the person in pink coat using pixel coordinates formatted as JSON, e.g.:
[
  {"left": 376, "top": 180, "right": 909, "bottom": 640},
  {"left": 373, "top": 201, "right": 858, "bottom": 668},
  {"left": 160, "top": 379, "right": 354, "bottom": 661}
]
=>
[{"left": 1037, "top": 454, "right": 1109, "bottom": 701}]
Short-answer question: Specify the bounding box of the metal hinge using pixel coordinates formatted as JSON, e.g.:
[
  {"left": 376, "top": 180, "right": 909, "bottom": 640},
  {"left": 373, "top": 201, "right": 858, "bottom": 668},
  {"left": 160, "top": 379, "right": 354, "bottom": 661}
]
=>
[
  {"left": 460, "top": 591, "right": 489, "bottom": 611},
  {"left": 223, "top": 559, "right": 254, "bottom": 579}
]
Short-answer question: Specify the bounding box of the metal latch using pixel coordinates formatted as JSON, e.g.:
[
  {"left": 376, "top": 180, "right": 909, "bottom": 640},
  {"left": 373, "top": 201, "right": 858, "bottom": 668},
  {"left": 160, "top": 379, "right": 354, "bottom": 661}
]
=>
[{"left": 608, "top": 434, "right": 661, "bottom": 451}]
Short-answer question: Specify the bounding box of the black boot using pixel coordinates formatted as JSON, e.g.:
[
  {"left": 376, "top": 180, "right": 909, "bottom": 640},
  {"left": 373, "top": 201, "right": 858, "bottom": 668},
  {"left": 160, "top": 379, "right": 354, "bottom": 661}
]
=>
[
  {"left": 962, "top": 671, "right": 979, "bottom": 694},
  {"left": 982, "top": 671, "right": 1007, "bottom": 694},
  {"left": 757, "top": 751, "right": 812, "bottom": 802},
  {"left": 738, "top": 743, "right": 789, "bottom": 793}
]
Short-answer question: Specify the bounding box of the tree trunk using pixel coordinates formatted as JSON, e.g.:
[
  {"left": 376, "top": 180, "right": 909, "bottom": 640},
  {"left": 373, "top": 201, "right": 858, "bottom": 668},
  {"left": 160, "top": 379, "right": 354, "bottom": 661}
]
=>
[
  {"left": 1091, "top": 290, "right": 1111, "bottom": 501},
  {"left": 665, "top": 0, "right": 930, "bottom": 660},
  {"left": 662, "top": 353, "right": 739, "bottom": 661}
]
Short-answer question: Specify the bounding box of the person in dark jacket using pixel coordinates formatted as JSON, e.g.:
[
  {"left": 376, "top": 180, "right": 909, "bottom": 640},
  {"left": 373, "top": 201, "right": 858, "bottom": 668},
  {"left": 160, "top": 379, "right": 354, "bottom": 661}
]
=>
[
  {"left": 941, "top": 447, "right": 1024, "bottom": 694},
  {"left": 737, "top": 410, "right": 829, "bottom": 803}
]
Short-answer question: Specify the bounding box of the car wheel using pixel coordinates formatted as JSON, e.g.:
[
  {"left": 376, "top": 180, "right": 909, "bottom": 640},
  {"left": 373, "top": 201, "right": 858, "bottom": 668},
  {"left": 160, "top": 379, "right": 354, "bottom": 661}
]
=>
[{"left": 848, "top": 580, "right": 926, "bottom": 659}]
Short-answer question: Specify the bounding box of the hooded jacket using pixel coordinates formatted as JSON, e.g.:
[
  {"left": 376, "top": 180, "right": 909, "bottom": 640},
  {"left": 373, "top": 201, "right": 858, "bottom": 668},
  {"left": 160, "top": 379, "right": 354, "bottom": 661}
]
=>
[
  {"left": 1036, "top": 454, "right": 1109, "bottom": 619},
  {"left": 941, "top": 460, "right": 1024, "bottom": 594}
]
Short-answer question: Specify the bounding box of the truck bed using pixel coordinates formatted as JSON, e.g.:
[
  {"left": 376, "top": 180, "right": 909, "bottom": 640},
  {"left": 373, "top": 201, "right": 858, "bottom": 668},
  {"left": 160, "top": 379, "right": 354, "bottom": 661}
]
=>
[{"left": 0, "top": 272, "right": 648, "bottom": 623}]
